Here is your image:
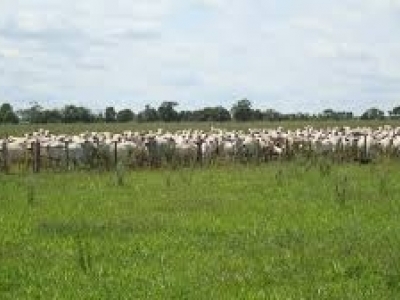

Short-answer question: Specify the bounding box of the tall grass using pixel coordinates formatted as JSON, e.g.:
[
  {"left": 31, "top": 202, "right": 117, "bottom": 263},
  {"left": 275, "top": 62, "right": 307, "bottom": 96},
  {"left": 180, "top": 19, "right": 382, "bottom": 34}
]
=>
[
  {"left": 114, "top": 162, "right": 125, "bottom": 186},
  {"left": 25, "top": 175, "right": 36, "bottom": 206},
  {"left": 0, "top": 161, "right": 400, "bottom": 298},
  {"left": 75, "top": 237, "right": 93, "bottom": 274}
]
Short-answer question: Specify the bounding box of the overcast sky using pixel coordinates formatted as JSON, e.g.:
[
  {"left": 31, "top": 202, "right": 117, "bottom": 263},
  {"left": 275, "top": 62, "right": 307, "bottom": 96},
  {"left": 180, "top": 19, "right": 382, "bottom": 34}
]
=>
[{"left": 0, "top": 0, "right": 399, "bottom": 114}]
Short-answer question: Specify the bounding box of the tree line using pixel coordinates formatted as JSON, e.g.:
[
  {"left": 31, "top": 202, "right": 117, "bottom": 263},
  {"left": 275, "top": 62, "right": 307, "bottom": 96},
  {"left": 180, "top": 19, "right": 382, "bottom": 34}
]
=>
[{"left": 0, "top": 99, "right": 399, "bottom": 124}]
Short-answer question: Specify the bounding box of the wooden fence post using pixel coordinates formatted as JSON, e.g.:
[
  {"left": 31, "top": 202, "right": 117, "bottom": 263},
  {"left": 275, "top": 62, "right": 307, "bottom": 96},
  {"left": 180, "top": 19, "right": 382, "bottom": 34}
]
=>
[
  {"left": 361, "top": 134, "right": 369, "bottom": 163},
  {"left": 38, "top": 140, "right": 41, "bottom": 173},
  {"left": 309, "top": 140, "right": 312, "bottom": 153},
  {"left": 285, "top": 138, "right": 290, "bottom": 160},
  {"left": 114, "top": 141, "right": 118, "bottom": 167},
  {"left": 364, "top": 135, "right": 368, "bottom": 159},
  {"left": 255, "top": 139, "right": 261, "bottom": 164},
  {"left": 147, "top": 139, "right": 159, "bottom": 168},
  {"left": 357, "top": 134, "right": 368, "bottom": 163},
  {"left": 34, "top": 140, "right": 41, "bottom": 173},
  {"left": 93, "top": 137, "right": 100, "bottom": 166},
  {"left": 196, "top": 139, "right": 203, "bottom": 164},
  {"left": 65, "top": 141, "right": 69, "bottom": 169},
  {"left": 2, "top": 140, "right": 8, "bottom": 173},
  {"left": 31, "top": 142, "right": 35, "bottom": 173}
]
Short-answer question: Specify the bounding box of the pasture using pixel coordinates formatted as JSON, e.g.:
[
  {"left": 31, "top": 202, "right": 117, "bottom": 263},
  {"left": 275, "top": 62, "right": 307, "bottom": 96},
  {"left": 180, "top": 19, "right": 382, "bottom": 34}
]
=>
[
  {"left": 1, "top": 119, "right": 400, "bottom": 137},
  {"left": 1, "top": 161, "right": 400, "bottom": 298},
  {"left": 2, "top": 121, "right": 400, "bottom": 174}
]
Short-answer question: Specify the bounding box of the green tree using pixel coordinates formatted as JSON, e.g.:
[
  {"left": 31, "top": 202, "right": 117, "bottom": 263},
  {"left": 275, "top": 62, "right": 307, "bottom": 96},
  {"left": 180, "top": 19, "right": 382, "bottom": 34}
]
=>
[
  {"left": 251, "top": 109, "right": 263, "bottom": 121},
  {"left": 158, "top": 102, "right": 179, "bottom": 122},
  {"left": 360, "top": 108, "right": 385, "bottom": 120},
  {"left": 17, "top": 103, "right": 43, "bottom": 123},
  {"left": 231, "top": 98, "right": 253, "bottom": 122},
  {"left": 105, "top": 107, "right": 116, "bottom": 123},
  {"left": 191, "top": 106, "right": 231, "bottom": 122},
  {"left": 0, "top": 103, "right": 19, "bottom": 124},
  {"left": 178, "top": 110, "right": 194, "bottom": 122},
  {"left": 213, "top": 106, "right": 231, "bottom": 122},
  {"left": 62, "top": 105, "right": 94, "bottom": 123},
  {"left": 389, "top": 106, "right": 400, "bottom": 119},
  {"left": 42, "top": 109, "right": 63, "bottom": 123},
  {"left": 263, "top": 109, "right": 281, "bottom": 121},
  {"left": 63, "top": 105, "right": 80, "bottom": 123},
  {"left": 137, "top": 105, "right": 159, "bottom": 122},
  {"left": 116, "top": 109, "right": 135, "bottom": 123},
  {"left": 321, "top": 109, "right": 336, "bottom": 120},
  {"left": 393, "top": 106, "right": 400, "bottom": 115}
]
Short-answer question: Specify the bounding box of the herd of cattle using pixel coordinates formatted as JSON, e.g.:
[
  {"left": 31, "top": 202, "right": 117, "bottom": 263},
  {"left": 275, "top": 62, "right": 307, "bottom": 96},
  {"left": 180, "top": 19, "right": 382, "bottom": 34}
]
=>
[{"left": 1, "top": 125, "right": 400, "bottom": 170}]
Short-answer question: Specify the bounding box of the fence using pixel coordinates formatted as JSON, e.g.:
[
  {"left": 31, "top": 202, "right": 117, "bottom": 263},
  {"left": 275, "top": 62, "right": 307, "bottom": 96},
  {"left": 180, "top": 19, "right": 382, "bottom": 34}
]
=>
[
  {"left": 0, "top": 135, "right": 380, "bottom": 174},
  {"left": 1, "top": 140, "right": 8, "bottom": 173}
]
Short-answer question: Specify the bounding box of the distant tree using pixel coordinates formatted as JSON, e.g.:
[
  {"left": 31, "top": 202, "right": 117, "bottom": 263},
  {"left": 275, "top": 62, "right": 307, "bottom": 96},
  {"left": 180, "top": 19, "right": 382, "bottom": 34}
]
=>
[
  {"left": 263, "top": 109, "right": 281, "bottom": 121},
  {"left": 337, "top": 111, "right": 353, "bottom": 120},
  {"left": 42, "top": 109, "right": 63, "bottom": 123},
  {"left": 62, "top": 105, "right": 79, "bottom": 123},
  {"left": 0, "top": 103, "right": 19, "bottom": 124},
  {"left": 192, "top": 106, "right": 231, "bottom": 122},
  {"left": 293, "top": 112, "right": 310, "bottom": 120},
  {"left": 392, "top": 106, "right": 400, "bottom": 115},
  {"left": 319, "top": 109, "right": 354, "bottom": 120},
  {"left": 137, "top": 104, "right": 159, "bottom": 122},
  {"left": 158, "top": 101, "right": 179, "bottom": 122},
  {"left": 62, "top": 105, "right": 94, "bottom": 123},
  {"left": 213, "top": 106, "right": 231, "bottom": 122},
  {"left": 116, "top": 109, "right": 135, "bottom": 123},
  {"left": 231, "top": 98, "right": 253, "bottom": 122},
  {"left": 389, "top": 106, "right": 400, "bottom": 119},
  {"left": 78, "top": 106, "right": 95, "bottom": 123},
  {"left": 360, "top": 107, "right": 385, "bottom": 120},
  {"left": 286, "top": 113, "right": 297, "bottom": 120},
  {"left": 17, "top": 103, "right": 44, "bottom": 123},
  {"left": 105, "top": 106, "right": 116, "bottom": 123},
  {"left": 251, "top": 109, "right": 263, "bottom": 121},
  {"left": 178, "top": 110, "right": 194, "bottom": 122},
  {"left": 95, "top": 112, "right": 105, "bottom": 123},
  {"left": 321, "top": 109, "right": 336, "bottom": 120}
]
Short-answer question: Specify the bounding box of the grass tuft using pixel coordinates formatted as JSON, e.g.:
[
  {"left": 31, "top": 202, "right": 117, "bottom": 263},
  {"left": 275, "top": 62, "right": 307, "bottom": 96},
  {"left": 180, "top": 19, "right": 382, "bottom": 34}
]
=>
[
  {"left": 115, "top": 162, "right": 125, "bottom": 186},
  {"left": 334, "top": 175, "right": 349, "bottom": 207},
  {"left": 75, "top": 236, "right": 93, "bottom": 274},
  {"left": 26, "top": 175, "right": 36, "bottom": 207}
]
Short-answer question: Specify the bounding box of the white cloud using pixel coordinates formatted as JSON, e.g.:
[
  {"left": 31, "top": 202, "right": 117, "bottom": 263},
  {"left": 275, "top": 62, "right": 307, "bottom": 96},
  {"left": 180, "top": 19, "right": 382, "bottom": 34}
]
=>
[
  {"left": 0, "top": 0, "right": 399, "bottom": 114},
  {"left": 0, "top": 46, "right": 20, "bottom": 59}
]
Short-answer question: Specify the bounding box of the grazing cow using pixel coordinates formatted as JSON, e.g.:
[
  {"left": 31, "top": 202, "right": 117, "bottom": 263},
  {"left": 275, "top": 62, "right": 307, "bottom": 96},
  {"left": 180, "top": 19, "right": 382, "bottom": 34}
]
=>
[{"left": 3, "top": 125, "right": 400, "bottom": 171}]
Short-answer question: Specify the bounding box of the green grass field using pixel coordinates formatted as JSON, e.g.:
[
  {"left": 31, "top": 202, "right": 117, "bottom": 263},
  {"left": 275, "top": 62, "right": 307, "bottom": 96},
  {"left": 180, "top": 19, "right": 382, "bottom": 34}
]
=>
[
  {"left": 1, "top": 160, "right": 400, "bottom": 299},
  {"left": 1, "top": 119, "right": 400, "bottom": 136}
]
